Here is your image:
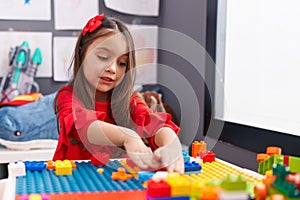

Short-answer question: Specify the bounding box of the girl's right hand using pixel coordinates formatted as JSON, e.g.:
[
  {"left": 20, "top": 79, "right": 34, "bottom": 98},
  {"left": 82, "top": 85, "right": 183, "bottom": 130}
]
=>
[{"left": 123, "top": 136, "right": 160, "bottom": 170}]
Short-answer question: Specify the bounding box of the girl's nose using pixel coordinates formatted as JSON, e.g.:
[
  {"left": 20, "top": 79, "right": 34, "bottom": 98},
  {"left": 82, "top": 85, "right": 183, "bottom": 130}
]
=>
[{"left": 105, "top": 61, "right": 117, "bottom": 74}]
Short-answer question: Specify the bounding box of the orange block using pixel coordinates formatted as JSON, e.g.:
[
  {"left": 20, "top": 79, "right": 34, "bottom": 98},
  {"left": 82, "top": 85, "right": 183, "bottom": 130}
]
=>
[
  {"left": 46, "top": 160, "right": 55, "bottom": 170},
  {"left": 112, "top": 167, "right": 133, "bottom": 181},
  {"left": 257, "top": 154, "right": 269, "bottom": 162},
  {"left": 266, "top": 146, "right": 282, "bottom": 156},
  {"left": 192, "top": 141, "right": 207, "bottom": 158}
]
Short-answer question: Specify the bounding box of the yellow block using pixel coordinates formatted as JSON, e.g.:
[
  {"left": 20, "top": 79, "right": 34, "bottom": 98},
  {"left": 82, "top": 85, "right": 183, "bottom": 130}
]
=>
[
  {"left": 29, "top": 194, "right": 42, "bottom": 200},
  {"left": 55, "top": 160, "right": 72, "bottom": 176}
]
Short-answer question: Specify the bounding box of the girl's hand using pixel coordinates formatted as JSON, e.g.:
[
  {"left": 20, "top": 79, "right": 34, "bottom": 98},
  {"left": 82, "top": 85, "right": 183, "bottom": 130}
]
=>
[
  {"left": 153, "top": 135, "right": 184, "bottom": 174},
  {"left": 123, "top": 135, "right": 160, "bottom": 170}
]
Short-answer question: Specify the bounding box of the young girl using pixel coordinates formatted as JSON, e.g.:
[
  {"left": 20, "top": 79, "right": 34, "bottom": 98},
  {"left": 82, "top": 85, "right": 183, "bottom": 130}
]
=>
[{"left": 53, "top": 14, "right": 184, "bottom": 173}]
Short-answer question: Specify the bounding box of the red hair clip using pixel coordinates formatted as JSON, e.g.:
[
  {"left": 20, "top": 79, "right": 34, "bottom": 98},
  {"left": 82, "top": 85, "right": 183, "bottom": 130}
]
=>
[{"left": 82, "top": 13, "right": 104, "bottom": 36}]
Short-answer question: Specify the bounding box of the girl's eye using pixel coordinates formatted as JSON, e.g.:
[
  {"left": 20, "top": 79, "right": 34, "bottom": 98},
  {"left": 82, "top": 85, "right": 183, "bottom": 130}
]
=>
[
  {"left": 98, "top": 56, "right": 109, "bottom": 61},
  {"left": 119, "top": 61, "right": 128, "bottom": 67}
]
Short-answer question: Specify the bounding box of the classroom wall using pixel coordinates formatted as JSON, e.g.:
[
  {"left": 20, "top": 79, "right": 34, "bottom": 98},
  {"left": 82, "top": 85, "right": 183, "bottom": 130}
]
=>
[{"left": 0, "top": 0, "right": 207, "bottom": 146}]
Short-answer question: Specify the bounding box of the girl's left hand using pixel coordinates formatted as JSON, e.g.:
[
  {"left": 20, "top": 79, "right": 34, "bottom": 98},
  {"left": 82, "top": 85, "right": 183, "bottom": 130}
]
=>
[{"left": 153, "top": 136, "right": 184, "bottom": 174}]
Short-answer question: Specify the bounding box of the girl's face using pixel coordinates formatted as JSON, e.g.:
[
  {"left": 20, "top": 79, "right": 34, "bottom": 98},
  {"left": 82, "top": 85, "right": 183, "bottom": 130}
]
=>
[{"left": 83, "top": 32, "right": 129, "bottom": 101}]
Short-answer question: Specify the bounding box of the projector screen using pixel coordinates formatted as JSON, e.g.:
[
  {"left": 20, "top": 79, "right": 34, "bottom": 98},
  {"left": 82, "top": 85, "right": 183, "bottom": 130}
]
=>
[{"left": 215, "top": 0, "right": 300, "bottom": 137}]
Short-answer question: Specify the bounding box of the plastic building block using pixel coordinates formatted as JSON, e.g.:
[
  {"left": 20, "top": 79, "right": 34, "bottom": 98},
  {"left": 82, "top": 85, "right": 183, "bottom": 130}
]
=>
[
  {"left": 269, "top": 194, "right": 286, "bottom": 200},
  {"left": 147, "top": 179, "right": 171, "bottom": 198},
  {"left": 111, "top": 167, "right": 133, "bottom": 181},
  {"left": 8, "top": 161, "right": 26, "bottom": 177},
  {"left": 119, "top": 159, "right": 139, "bottom": 179},
  {"left": 182, "top": 150, "right": 190, "bottom": 163},
  {"left": 192, "top": 141, "right": 206, "bottom": 157},
  {"left": 147, "top": 195, "right": 190, "bottom": 200},
  {"left": 201, "top": 185, "right": 220, "bottom": 200},
  {"left": 46, "top": 160, "right": 55, "bottom": 170},
  {"left": 202, "top": 151, "right": 216, "bottom": 163},
  {"left": 91, "top": 152, "right": 110, "bottom": 166},
  {"left": 266, "top": 146, "right": 282, "bottom": 156},
  {"left": 184, "top": 161, "right": 201, "bottom": 172},
  {"left": 24, "top": 161, "right": 45, "bottom": 171},
  {"left": 152, "top": 171, "right": 168, "bottom": 182},
  {"left": 70, "top": 160, "right": 77, "bottom": 169},
  {"left": 190, "top": 181, "right": 204, "bottom": 198},
  {"left": 257, "top": 153, "right": 269, "bottom": 162},
  {"left": 288, "top": 156, "right": 300, "bottom": 173},
  {"left": 220, "top": 175, "right": 246, "bottom": 191},
  {"left": 138, "top": 171, "right": 155, "bottom": 182},
  {"left": 272, "top": 164, "right": 300, "bottom": 198},
  {"left": 166, "top": 173, "right": 190, "bottom": 196},
  {"left": 254, "top": 183, "right": 268, "bottom": 200},
  {"left": 55, "top": 160, "right": 72, "bottom": 176},
  {"left": 97, "top": 168, "right": 104, "bottom": 174},
  {"left": 286, "top": 173, "right": 300, "bottom": 191}
]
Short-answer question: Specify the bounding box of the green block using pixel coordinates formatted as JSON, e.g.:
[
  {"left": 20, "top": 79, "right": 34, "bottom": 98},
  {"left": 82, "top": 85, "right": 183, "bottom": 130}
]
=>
[
  {"left": 220, "top": 175, "right": 246, "bottom": 191},
  {"left": 273, "top": 155, "right": 284, "bottom": 165},
  {"left": 258, "top": 161, "right": 264, "bottom": 174},
  {"left": 289, "top": 156, "right": 300, "bottom": 173}
]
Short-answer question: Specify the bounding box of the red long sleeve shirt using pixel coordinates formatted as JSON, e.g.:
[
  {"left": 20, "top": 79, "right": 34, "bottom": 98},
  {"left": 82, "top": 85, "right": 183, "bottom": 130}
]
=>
[{"left": 52, "top": 86, "right": 180, "bottom": 161}]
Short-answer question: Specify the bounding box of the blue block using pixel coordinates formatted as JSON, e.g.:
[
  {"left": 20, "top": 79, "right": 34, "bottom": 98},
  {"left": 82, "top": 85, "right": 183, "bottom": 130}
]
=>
[
  {"left": 138, "top": 171, "right": 155, "bottom": 182},
  {"left": 184, "top": 161, "right": 201, "bottom": 172},
  {"left": 147, "top": 195, "right": 190, "bottom": 200},
  {"left": 182, "top": 150, "right": 190, "bottom": 163},
  {"left": 24, "top": 161, "right": 46, "bottom": 171}
]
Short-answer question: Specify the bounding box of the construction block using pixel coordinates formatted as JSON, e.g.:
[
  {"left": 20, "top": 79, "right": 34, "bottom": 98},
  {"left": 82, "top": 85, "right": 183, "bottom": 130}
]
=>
[
  {"left": 138, "top": 171, "right": 155, "bottom": 182},
  {"left": 266, "top": 146, "right": 282, "bottom": 156},
  {"left": 192, "top": 141, "right": 206, "bottom": 157},
  {"left": 152, "top": 171, "right": 168, "bottom": 182},
  {"left": 166, "top": 174, "right": 190, "bottom": 196},
  {"left": 70, "top": 160, "right": 77, "bottom": 169},
  {"left": 55, "top": 160, "right": 72, "bottom": 176},
  {"left": 182, "top": 150, "right": 190, "bottom": 163},
  {"left": 257, "top": 153, "right": 269, "bottom": 162},
  {"left": 111, "top": 167, "right": 132, "bottom": 181},
  {"left": 190, "top": 181, "right": 204, "bottom": 198},
  {"left": 286, "top": 173, "right": 300, "bottom": 191},
  {"left": 46, "top": 160, "right": 55, "bottom": 170},
  {"left": 28, "top": 194, "right": 42, "bottom": 200},
  {"left": 184, "top": 161, "right": 201, "bottom": 172},
  {"left": 91, "top": 152, "right": 110, "bottom": 166},
  {"left": 97, "top": 168, "right": 104, "bottom": 174},
  {"left": 220, "top": 175, "right": 246, "bottom": 191},
  {"left": 254, "top": 183, "right": 268, "bottom": 200},
  {"left": 147, "top": 195, "right": 190, "bottom": 200},
  {"left": 202, "top": 151, "right": 216, "bottom": 163},
  {"left": 272, "top": 164, "right": 300, "bottom": 198},
  {"left": 8, "top": 161, "right": 26, "bottom": 177},
  {"left": 201, "top": 185, "right": 220, "bottom": 200},
  {"left": 24, "top": 161, "right": 45, "bottom": 172},
  {"left": 288, "top": 156, "right": 300, "bottom": 173},
  {"left": 269, "top": 194, "right": 286, "bottom": 200},
  {"left": 147, "top": 179, "right": 171, "bottom": 198}
]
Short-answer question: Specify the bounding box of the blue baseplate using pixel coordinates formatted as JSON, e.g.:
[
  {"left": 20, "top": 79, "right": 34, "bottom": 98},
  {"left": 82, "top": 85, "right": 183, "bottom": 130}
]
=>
[{"left": 16, "top": 160, "right": 144, "bottom": 195}]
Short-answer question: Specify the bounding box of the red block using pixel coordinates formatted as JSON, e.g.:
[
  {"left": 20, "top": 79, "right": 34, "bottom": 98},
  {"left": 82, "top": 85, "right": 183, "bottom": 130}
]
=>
[
  {"left": 147, "top": 179, "right": 171, "bottom": 198},
  {"left": 202, "top": 151, "right": 216, "bottom": 163}
]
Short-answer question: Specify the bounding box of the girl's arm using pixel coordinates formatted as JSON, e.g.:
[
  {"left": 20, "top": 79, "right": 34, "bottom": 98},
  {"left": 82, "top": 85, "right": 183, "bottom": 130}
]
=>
[
  {"left": 154, "top": 127, "right": 184, "bottom": 174},
  {"left": 86, "top": 120, "right": 160, "bottom": 169}
]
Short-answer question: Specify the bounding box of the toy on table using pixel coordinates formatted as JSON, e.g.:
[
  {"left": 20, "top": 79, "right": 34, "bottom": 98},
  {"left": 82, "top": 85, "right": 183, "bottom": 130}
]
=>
[
  {"left": 254, "top": 146, "right": 300, "bottom": 200},
  {"left": 8, "top": 142, "right": 284, "bottom": 200}
]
